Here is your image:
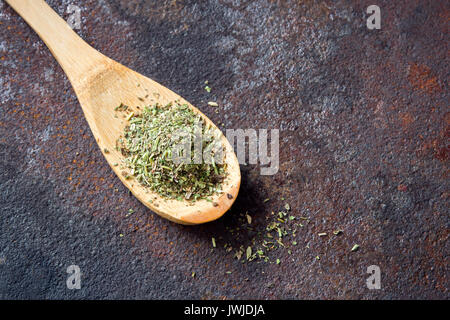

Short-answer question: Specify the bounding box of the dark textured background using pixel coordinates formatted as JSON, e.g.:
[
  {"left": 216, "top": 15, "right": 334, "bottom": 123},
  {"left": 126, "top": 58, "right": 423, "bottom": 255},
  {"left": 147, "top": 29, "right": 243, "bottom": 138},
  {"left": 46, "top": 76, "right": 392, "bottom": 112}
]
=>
[{"left": 0, "top": 0, "right": 448, "bottom": 299}]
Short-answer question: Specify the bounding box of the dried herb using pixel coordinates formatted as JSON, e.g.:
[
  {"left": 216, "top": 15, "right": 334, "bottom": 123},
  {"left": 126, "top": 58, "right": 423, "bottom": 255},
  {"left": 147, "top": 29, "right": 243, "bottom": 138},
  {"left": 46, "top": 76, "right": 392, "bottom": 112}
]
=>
[
  {"left": 246, "top": 246, "right": 252, "bottom": 260},
  {"left": 205, "top": 197, "right": 346, "bottom": 265},
  {"left": 117, "top": 101, "right": 226, "bottom": 201},
  {"left": 115, "top": 103, "right": 128, "bottom": 111}
]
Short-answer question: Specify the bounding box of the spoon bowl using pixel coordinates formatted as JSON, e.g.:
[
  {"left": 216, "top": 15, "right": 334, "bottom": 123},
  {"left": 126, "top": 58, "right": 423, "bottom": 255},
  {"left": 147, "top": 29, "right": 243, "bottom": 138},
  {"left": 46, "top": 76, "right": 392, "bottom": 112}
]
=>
[{"left": 5, "top": 0, "right": 241, "bottom": 224}]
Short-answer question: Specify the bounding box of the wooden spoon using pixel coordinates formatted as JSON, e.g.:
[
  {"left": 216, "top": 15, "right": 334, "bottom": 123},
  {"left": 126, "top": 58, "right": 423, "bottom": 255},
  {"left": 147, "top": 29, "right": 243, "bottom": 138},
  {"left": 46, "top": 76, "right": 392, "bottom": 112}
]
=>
[{"left": 5, "top": 0, "right": 240, "bottom": 225}]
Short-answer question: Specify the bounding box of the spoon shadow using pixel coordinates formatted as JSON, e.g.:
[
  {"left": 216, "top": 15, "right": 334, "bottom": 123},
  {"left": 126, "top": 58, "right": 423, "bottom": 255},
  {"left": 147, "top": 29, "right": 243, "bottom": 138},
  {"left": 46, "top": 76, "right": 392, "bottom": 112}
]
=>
[{"left": 180, "top": 167, "right": 271, "bottom": 252}]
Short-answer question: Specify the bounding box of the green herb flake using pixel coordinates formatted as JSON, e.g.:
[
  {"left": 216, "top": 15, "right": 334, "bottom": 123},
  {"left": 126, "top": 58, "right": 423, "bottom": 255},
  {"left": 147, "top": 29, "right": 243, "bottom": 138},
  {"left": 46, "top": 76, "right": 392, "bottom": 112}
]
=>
[
  {"left": 118, "top": 102, "right": 226, "bottom": 201},
  {"left": 351, "top": 244, "right": 360, "bottom": 252},
  {"left": 246, "top": 246, "right": 252, "bottom": 260},
  {"left": 212, "top": 237, "right": 216, "bottom": 248},
  {"left": 114, "top": 103, "right": 128, "bottom": 111},
  {"left": 125, "top": 111, "right": 134, "bottom": 121}
]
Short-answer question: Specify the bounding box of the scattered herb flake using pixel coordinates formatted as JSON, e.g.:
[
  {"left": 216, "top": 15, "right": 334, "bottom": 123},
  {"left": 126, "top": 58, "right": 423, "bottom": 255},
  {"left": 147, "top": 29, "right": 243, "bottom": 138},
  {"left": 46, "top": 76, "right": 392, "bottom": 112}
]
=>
[
  {"left": 125, "top": 111, "right": 134, "bottom": 121},
  {"left": 114, "top": 103, "right": 128, "bottom": 111},
  {"left": 246, "top": 246, "right": 252, "bottom": 260}
]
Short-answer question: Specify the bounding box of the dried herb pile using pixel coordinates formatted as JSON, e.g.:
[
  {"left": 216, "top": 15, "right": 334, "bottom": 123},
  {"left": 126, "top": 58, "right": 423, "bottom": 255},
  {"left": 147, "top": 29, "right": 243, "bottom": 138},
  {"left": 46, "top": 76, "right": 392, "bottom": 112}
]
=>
[{"left": 116, "top": 102, "right": 226, "bottom": 201}]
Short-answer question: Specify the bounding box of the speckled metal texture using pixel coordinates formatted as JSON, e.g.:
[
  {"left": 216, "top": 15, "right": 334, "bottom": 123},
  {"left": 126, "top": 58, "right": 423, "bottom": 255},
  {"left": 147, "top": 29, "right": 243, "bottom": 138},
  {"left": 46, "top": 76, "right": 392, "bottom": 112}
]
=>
[{"left": 0, "top": 0, "right": 448, "bottom": 299}]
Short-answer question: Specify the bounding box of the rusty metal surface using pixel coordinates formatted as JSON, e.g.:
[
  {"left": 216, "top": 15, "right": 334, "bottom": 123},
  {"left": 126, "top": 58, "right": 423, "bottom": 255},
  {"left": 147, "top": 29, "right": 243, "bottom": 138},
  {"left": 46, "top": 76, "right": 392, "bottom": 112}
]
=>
[{"left": 0, "top": 0, "right": 448, "bottom": 299}]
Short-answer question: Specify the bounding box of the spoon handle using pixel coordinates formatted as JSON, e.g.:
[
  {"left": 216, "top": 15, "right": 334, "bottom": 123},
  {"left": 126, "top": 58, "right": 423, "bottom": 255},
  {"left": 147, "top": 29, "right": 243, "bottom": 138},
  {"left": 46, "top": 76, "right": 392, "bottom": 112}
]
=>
[{"left": 5, "top": 0, "right": 104, "bottom": 88}]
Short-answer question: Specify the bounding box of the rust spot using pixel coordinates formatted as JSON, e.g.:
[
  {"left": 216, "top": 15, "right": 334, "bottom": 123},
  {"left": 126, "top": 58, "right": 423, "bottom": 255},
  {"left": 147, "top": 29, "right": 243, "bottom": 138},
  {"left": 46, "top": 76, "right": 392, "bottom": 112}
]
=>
[
  {"left": 408, "top": 63, "right": 441, "bottom": 94},
  {"left": 434, "top": 143, "right": 449, "bottom": 162},
  {"left": 399, "top": 112, "right": 414, "bottom": 129},
  {"left": 432, "top": 120, "right": 450, "bottom": 162}
]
